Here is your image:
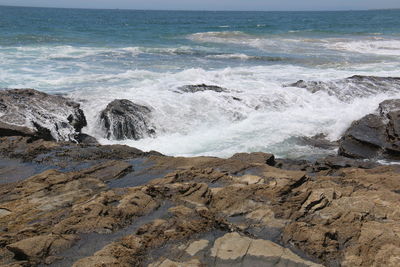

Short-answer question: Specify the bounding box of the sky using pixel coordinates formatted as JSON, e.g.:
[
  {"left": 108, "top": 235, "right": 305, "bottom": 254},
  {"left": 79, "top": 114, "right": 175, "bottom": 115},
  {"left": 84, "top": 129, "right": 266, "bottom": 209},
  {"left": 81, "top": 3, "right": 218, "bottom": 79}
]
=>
[{"left": 0, "top": 0, "right": 399, "bottom": 11}]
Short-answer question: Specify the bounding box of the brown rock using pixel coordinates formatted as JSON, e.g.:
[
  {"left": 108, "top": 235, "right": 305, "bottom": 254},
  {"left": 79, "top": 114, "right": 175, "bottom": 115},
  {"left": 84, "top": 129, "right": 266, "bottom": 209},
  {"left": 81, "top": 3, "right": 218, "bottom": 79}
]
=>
[
  {"left": 79, "top": 160, "right": 133, "bottom": 182},
  {"left": 7, "top": 234, "right": 77, "bottom": 261}
]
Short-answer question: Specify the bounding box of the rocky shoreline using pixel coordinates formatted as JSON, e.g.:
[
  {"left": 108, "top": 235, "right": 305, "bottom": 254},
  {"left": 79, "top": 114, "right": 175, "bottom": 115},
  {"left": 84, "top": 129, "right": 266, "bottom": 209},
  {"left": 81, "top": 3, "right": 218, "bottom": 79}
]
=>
[{"left": 0, "top": 84, "right": 400, "bottom": 267}]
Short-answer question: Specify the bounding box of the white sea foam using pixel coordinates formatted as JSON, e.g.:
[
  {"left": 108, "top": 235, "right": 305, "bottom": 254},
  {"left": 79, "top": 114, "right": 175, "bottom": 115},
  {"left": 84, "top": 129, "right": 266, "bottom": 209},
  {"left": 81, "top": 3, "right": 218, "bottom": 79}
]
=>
[
  {"left": 187, "top": 31, "right": 253, "bottom": 44},
  {"left": 62, "top": 64, "right": 400, "bottom": 158},
  {"left": 0, "top": 45, "right": 200, "bottom": 63},
  {"left": 326, "top": 39, "right": 400, "bottom": 56},
  {"left": 187, "top": 31, "right": 400, "bottom": 58},
  {"left": 206, "top": 53, "right": 253, "bottom": 60},
  {"left": 187, "top": 31, "right": 331, "bottom": 55},
  {"left": 3, "top": 34, "right": 400, "bottom": 158}
]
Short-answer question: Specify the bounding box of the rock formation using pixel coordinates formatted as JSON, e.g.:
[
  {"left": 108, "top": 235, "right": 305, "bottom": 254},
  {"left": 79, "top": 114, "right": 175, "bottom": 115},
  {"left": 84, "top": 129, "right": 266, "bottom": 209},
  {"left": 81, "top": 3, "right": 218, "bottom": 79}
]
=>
[
  {"left": 0, "top": 89, "right": 87, "bottom": 141},
  {"left": 339, "top": 99, "right": 400, "bottom": 159},
  {"left": 177, "top": 84, "right": 228, "bottom": 93},
  {"left": 286, "top": 75, "right": 400, "bottom": 101},
  {"left": 100, "top": 99, "right": 155, "bottom": 140}
]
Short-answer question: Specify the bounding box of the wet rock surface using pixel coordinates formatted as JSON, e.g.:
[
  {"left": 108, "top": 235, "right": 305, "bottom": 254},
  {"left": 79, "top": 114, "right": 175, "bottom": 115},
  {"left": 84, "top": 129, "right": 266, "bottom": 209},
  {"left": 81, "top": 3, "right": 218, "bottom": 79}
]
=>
[
  {"left": 0, "top": 139, "right": 399, "bottom": 267},
  {"left": 177, "top": 84, "right": 228, "bottom": 93},
  {"left": 297, "top": 134, "right": 338, "bottom": 150},
  {"left": 339, "top": 98, "right": 400, "bottom": 159},
  {"left": 100, "top": 99, "right": 155, "bottom": 140},
  {"left": 0, "top": 89, "right": 87, "bottom": 142}
]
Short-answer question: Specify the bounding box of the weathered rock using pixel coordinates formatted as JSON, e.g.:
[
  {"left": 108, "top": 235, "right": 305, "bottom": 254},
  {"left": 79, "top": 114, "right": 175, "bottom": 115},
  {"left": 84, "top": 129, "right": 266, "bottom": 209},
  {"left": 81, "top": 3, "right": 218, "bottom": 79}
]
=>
[
  {"left": 315, "top": 155, "right": 378, "bottom": 170},
  {"left": 339, "top": 114, "right": 387, "bottom": 159},
  {"left": 78, "top": 160, "right": 132, "bottom": 182},
  {"left": 0, "top": 136, "right": 162, "bottom": 165},
  {"left": 229, "top": 152, "right": 275, "bottom": 166},
  {"left": 100, "top": 99, "right": 155, "bottom": 140},
  {"left": 0, "top": 208, "right": 11, "bottom": 218},
  {"left": 338, "top": 100, "right": 400, "bottom": 159},
  {"left": 6, "top": 234, "right": 78, "bottom": 262},
  {"left": 177, "top": 84, "right": 228, "bottom": 93},
  {"left": 210, "top": 232, "right": 322, "bottom": 266},
  {"left": 150, "top": 258, "right": 202, "bottom": 267},
  {"left": 73, "top": 205, "right": 214, "bottom": 267},
  {"left": 185, "top": 239, "right": 209, "bottom": 256},
  {"left": 281, "top": 166, "right": 400, "bottom": 266},
  {"left": 378, "top": 99, "right": 400, "bottom": 116},
  {"left": 1, "top": 135, "right": 400, "bottom": 267},
  {"left": 74, "top": 133, "right": 99, "bottom": 145},
  {"left": 0, "top": 89, "right": 87, "bottom": 141}
]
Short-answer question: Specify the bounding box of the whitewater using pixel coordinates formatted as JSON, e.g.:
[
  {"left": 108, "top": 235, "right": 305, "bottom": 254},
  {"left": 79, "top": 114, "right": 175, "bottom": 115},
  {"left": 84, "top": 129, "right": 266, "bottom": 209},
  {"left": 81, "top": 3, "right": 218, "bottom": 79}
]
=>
[{"left": 1, "top": 7, "right": 400, "bottom": 158}]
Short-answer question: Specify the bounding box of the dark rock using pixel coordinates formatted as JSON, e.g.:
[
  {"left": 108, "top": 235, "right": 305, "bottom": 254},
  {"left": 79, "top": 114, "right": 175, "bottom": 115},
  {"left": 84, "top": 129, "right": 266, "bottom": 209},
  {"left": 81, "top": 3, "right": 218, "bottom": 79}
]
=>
[
  {"left": 0, "top": 136, "right": 163, "bottom": 166},
  {"left": 75, "top": 133, "right": 99, "bottom": 145},
  {"left": 315, "top": 156, "right": 379, "bottom": 170},
  {"left": 100, "top": 99, "right": 155, "bottom": 140},
  {"left": 177, "top": 84, "right": 228, "bottom": 93},
  {"left": 378, "top": 99, "right": 400, "bottom": 117},
  {"left": 339, "top": 114, "right": 387, "bottom": 159},
  {"left": 274, "top": 158, "right": 313, "bottom": 172},
  {"left": 297, "top": 133, "right": 338, "bottom": 150},
  {"left": 338, "top": 101, "right": 400, "bottom": 160},
  {"left": 0, "top": 89, "right": 87, "bottom": 142}
]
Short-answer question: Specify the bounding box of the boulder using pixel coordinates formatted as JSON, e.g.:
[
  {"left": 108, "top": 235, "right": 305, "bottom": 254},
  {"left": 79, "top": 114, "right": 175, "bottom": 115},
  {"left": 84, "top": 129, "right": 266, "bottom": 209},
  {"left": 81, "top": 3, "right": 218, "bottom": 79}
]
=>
[
  {"left": 338, "top": 99, "right": 400, "bottom": 159},
  {"left": 0, "top": 89, "right": 87, "bottom": 141},
  {"left": 177, "top": 84, "right": 228, "bottom": 93},
  {"left": 100, "top": 99, "right": 155, "bottom": 140}
]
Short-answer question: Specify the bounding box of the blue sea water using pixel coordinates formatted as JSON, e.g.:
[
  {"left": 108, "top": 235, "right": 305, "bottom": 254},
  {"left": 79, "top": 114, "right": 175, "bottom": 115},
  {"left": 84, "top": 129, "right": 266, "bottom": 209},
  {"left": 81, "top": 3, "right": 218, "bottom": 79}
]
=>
[{"left": 1, "top": 6, "right": 400, "bottom": 158}]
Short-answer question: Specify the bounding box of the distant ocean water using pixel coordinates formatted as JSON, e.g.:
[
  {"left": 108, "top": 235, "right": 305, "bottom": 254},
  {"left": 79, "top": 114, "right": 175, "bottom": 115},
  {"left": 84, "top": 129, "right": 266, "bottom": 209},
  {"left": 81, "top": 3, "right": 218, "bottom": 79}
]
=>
[{"left": 1, "top": 6, "right": 400, "bottom": 158}]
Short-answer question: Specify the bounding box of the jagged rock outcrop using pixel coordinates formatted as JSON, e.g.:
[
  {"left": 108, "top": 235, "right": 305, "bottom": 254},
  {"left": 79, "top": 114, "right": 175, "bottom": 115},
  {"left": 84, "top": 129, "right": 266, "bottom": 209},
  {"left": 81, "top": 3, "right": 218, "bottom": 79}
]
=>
[
  {"left": 100, "top": 99, "right": 155, "bottom": 140},
  {"left": 177, "top": 84, "right": 228, "bottom": 93},
  {"left": 338, "top": 99, "right": 400, "bottom": 159},
  {"left": 286, "top": 75, "right": 400, "bottom": 101},
  {"left": 0, "top": 89, "right": 87, "bottom": 141}
]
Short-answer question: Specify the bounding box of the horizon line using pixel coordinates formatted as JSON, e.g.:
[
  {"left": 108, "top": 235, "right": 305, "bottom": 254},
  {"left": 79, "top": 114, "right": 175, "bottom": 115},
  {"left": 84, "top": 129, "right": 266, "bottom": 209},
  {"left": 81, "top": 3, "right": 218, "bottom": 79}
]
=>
[{"left": 1, "top": 4, "right": 400, "bottom": 13}]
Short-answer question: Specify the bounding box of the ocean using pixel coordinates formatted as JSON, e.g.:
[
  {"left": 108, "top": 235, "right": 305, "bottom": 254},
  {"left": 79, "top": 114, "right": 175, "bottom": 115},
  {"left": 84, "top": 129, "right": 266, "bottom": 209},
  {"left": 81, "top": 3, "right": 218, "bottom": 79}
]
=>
[{"left": 1, "top": 6, "right": 400, "bottom": 158}]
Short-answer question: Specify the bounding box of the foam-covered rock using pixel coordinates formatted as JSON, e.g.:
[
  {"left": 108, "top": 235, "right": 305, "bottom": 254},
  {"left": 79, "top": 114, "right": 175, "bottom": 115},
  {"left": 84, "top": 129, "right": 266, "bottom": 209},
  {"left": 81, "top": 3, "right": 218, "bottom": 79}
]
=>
[
  {"left": 286, "top": 75, "right": 400, "bottom": 102},
  {"left": 100, "top": 99, "right": 155, "bottom": 140},
  {"left": 177, "top": 84, "right": 228, "bottom": 93},
  {"left": 0, "top": 89, "right": 87, "bottom": 141}
]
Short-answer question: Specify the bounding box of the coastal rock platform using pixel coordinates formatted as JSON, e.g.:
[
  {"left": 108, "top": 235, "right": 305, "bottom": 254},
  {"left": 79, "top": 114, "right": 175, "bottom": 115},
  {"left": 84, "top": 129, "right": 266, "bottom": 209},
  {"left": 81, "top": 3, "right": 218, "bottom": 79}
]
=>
[
  {"left": 0, "top": 136, "right": 399, "bottom": 267},
  {"left": 0, "top": 88, "right": 400, "bottom": 267}
]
